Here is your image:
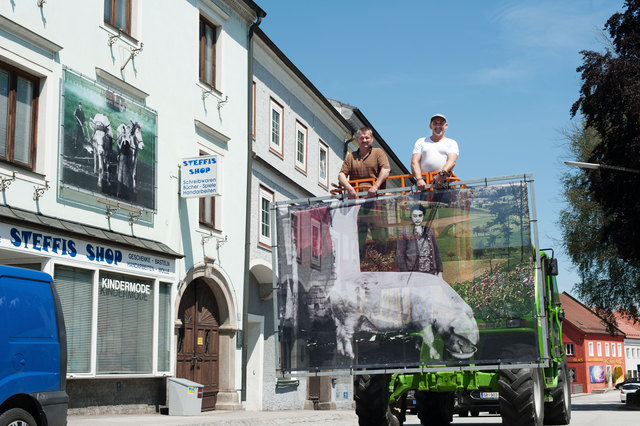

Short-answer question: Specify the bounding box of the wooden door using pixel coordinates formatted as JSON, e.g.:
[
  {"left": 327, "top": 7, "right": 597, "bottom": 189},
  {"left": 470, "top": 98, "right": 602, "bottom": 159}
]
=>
[{"left": 177, "top": 279, "right": 220, "bottom": 411}]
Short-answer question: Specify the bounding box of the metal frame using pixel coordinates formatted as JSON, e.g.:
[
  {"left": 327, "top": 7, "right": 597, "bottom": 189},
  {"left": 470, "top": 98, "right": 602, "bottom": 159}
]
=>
[{"left": 270, "top": 173, "right": 549, "bottom": 378}]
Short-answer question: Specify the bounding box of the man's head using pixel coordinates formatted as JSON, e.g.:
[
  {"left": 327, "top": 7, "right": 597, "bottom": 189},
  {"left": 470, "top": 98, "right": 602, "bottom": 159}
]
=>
[
  {"left": 410, "top": 204, "right": 426, "bottom": 226},
  {"left": 78, "top": 102, "right": 83, "bottom": 109},
  {"left": 356, "top": 127, "right": 373, "bottom": 151},
  {"left": 429, "top": 113, "right": 448, "bottom": 139}
]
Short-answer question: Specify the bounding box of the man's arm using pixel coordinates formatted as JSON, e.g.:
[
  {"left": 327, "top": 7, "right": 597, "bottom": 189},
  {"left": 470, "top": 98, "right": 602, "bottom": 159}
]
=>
[
  {"left": 367, "top": 167, "right": 390, "bottom": 197},
  {"left": 411, "top": 153, "right": 427, "bottom": 190},
  {"left": 440, "top": 153, "right": 458, "bottom": 174},
  {"left": 338, "top": 171, "right": 357, "bottom": 199}
]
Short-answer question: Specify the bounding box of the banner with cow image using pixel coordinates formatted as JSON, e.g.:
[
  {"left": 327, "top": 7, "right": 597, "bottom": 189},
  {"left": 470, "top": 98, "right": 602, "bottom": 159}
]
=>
[
  {"left": 275, "top": 180, "right": 539, "bottom": 374},
  {"left": 59, "top": 69, "right": 157, "bottom": 210}
]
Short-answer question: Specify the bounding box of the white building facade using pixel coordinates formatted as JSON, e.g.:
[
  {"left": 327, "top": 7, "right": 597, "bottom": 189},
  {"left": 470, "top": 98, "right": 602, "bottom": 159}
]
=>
[{"left": 0, "top": 0, "right": 264, "bottom": 414}]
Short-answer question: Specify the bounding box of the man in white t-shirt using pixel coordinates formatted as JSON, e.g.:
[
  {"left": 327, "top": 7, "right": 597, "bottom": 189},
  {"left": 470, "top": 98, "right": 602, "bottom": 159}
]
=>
[{"left": 411, "top": 113, "right": 459, "bottom": 190}]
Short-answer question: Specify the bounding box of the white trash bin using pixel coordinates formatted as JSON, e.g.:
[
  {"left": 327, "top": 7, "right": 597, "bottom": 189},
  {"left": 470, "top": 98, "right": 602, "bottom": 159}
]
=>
[{"left": 168, "top": 377, "right": 203, "bottom": 415}]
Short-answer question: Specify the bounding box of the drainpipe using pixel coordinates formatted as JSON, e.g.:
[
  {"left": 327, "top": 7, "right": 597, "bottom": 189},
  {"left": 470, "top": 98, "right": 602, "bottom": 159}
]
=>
[{"left": 241, "top": 9, "right": 265, "bottom": 403}]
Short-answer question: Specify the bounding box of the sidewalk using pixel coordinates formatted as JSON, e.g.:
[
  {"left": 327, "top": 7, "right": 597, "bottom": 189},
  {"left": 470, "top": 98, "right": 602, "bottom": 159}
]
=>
[{"left": 68, "top": 409, "right": 358, "bottom": 426}]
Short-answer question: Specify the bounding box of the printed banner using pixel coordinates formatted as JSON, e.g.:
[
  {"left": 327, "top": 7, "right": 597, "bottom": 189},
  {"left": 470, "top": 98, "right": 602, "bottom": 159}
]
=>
[
  {"left": 60, "top": 70, "right": 157, "bottom": 210},
  {"left": 276, "top": 181, "right": 537, "bottom": 373}
]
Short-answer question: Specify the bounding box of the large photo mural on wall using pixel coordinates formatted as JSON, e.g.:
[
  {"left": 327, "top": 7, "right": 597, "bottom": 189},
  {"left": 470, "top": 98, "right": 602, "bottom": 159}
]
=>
[
  {"left": 275, "top": 180, "right": 538, "bottom": 374},
  {"left": 60, "top": 69, "right": 157, "bottom": 210}
]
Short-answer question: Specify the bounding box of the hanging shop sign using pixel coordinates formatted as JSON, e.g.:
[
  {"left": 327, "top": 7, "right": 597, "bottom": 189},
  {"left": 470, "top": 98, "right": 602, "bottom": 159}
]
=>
[
  {"left": 0, "top": 223, "right": 175, "bottom": 276},
  {"left": 180, "top": 155, "right": 219, "bottom": 198}
]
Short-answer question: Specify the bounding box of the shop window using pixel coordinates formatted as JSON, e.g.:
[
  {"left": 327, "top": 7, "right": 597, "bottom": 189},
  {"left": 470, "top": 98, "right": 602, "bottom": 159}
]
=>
[
  {"left": 0, "top": 62, "right": 39, "bottom": 170},
  {"left": 199, "top": 15, "right": 218, "bottom": 88},
  {"left": 157, "top": 282, "right": 171, "bottom": 372},
  {"left": 104, "top": 0, "right": 132, "bottom": 35},
  {"left": 565, "top": 342, "right": 574, "bottom": 356},
  {"left": 54, "top": 265, "right": 93, "bottom": 374},
  {"left": 97, "top": 271, "right": 153, "bottom": 373},
  {"left": 259, "top": 185, "right": 274, "bottom": 247}
]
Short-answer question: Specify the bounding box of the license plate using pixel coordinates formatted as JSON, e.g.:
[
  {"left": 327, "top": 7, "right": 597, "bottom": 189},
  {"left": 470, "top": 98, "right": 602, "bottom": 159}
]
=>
[{"left": 480, "top": 392, "right": 499, "bottom": 399}]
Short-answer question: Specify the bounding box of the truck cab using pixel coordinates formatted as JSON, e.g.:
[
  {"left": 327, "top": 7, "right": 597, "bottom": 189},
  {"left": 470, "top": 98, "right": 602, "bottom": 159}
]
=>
[{"left": 0, "top": 265, "right": 68, "bottom": 426}]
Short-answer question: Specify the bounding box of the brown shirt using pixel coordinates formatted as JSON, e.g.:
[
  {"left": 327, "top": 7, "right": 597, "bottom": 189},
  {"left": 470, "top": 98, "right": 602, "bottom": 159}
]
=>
[{"left": 339, "top": 147, "right": 391, "bottom": 189}]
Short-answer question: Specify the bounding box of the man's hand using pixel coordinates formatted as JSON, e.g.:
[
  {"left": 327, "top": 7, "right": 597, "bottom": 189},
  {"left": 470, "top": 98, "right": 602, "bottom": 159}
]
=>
[
  {"left": 433, "top": 172, "right": 448, "bottom": 189},
  {"left": 416, "top": 178, "right": 428, "bottom": 191},
  {"left": 366, "top": 185, "right": 378, "bottom": 198},
  {"left": 346, "top": 186, "right": 357, "bottom": 199}
]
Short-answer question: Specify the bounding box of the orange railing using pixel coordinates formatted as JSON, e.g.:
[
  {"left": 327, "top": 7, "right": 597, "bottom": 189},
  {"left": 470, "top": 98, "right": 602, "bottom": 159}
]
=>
[{"left": 330, "top": 170, "right": 461, "bottom": 196}]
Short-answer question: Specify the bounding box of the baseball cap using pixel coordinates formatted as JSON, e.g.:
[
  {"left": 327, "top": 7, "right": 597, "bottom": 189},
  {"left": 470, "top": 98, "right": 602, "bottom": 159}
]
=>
[{"left": 430, "top": 113, "right": 447, "bottom": 122}]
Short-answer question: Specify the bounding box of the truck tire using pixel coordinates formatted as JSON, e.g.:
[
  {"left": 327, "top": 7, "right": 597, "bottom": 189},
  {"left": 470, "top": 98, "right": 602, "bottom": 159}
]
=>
[
  {"left": 498, "top": 367, "right": 544, "bottom": 426},
  {"left": 0, "top": 408, "right": 37, "bottom": 426},
  {"left": 416, "top": 391, "right": 453, "bottom": 426},
  {"left": 543, "top": 361, "right": 572, "bottom": 425},
  {"left": 354, "top": 374, "right": 400, "bottom": 426}
]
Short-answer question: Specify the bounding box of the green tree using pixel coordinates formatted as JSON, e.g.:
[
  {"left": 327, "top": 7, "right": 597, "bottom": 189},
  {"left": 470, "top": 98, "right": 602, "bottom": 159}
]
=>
[
  {"left": 559, "top": 123, "right": 640, "bottom": 326},
  {"left": 571, "top": 0, "right": 640, "bottom": 266}
]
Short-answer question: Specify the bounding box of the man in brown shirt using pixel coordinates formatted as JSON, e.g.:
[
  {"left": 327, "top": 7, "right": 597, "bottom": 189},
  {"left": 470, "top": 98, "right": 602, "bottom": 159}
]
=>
[{"left": 338, "top": 127, "right": 391, "bottom": 199}]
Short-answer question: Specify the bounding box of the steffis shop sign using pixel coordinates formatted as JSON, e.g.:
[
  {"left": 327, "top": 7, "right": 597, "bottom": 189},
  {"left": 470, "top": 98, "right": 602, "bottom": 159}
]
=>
[
  {"left": 180, "top": 155, "right": 219, "bottom": 198},
  {"left": 0, "top": 224, "right": 175, "bottom": 276}
]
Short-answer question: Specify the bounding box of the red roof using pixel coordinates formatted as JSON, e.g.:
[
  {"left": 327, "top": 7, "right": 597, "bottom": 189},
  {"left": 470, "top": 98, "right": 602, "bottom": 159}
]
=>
[
  {"left": 612, "top": 312, "right": 640, "bottom": 339},
  {"left": 560, "top": 292, "right": 624, "bottom": 336}
]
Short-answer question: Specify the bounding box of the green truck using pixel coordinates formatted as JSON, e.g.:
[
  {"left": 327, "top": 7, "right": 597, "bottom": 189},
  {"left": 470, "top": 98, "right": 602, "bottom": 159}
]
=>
[{"left": 274, "top": 174, "right": 570, "bottom": 426}]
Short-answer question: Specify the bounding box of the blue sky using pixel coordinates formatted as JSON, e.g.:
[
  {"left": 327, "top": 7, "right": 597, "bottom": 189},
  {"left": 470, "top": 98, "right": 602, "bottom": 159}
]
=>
[{"left": 259, "top": 0, "right": 623, "bottom": 295}]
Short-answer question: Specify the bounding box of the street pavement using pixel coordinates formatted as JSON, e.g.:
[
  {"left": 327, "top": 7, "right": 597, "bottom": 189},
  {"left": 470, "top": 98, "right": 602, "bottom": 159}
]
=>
[{"left": 67, "top": 389, "right": 639, "bottom": 426}]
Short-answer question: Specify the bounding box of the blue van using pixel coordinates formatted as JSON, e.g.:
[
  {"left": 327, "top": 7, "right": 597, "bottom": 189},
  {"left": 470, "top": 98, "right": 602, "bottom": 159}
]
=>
[{"left": 0, "top": 265, "right": 68, "bottom": 426}]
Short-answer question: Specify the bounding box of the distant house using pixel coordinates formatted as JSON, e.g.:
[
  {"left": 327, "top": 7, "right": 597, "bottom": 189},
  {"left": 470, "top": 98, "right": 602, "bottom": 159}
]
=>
[
  {"left": 613, "top": 312, "right": 640, "bottom": 380},
  {"left": 560, "top": 292, "right": 625, "bottom": 394}
]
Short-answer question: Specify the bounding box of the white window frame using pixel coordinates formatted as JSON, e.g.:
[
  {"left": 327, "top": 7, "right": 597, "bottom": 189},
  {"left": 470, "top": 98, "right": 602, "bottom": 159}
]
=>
[
  {"left": 565, "top": 342, "right": 574, "bottom": 356},
  {"left": 318, "top": 139, "right": 328, "bottom": 189},
  {"left": 597, "top": 342, "right": 602, "bottom": 357},
  {"left": 259, "top": 185, "right": 274, "bottom": 247},
  {"left": 269, "top": 98, "right": 284, "bottom": 157},
  {"left": 588, "top": 342, "right": 594, "bottom": 357},
  {"left": 605, "top": 342, "right": 610, "bottom": 357},
  {"left": 612, "top": 342, "right": 616, "bottom": 357},
  {"left": 295, "top": 120, "right": 307, "bottom": 173},
  {"left": 618, "top": 343, "right": 622, "bottom": 357}
]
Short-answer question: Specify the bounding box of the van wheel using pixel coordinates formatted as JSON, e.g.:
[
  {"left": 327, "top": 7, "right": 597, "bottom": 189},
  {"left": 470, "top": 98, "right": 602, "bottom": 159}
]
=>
[{"left": 0, "top": 408, "right": 37, "bottom": 426}]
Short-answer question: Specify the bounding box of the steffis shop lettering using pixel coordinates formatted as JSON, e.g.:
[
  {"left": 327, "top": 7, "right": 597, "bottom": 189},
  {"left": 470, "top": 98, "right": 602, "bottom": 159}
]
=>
[
  {"left": 183, "top": 157, "right": 216, "bottom": 174},
  {"left": 10, "top": 228, "right": 122, "bottom": 265}
]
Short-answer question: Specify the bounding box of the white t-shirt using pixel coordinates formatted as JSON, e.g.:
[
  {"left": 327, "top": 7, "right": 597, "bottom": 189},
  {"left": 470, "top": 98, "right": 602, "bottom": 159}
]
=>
[{"left": 412, "top": 137, "right": 459, "bottom": 173}]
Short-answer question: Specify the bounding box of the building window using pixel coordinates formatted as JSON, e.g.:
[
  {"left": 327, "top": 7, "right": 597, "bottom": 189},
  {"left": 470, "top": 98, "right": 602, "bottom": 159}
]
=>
[
  {"left": 295, "top": 121, "right": 307, "bottom": 173},
  {"left": 628, "top": 348, "right": 632, "bottom": 358},
  {"left": 588, "top": 342, "right": 594, "bottom": 357},
  {"left": 597, "top": 342, "right": 602, "bottom": 357},
  {"left": 0, "top": 62, "right": 39, "bottom": 170},
  {"left": 54, "top": 266, "right": 93, "bottom": 374},
  {"left": 311, "top": 218, "right": 321, "bottom": 269},
  {"left": 97, "top": 271, "right": 153, "bottom": 373},
  {"left": 565, "top": 343, "right": 574, "bottom": 356},
  {"left": 199, "top": 16, "right": 218, "bottom": 88},
  {"left": 318, "top": 140, "right": 328, "bottom": 189},
  {"left": 259, "top": 186, "right": 274, "bottom": 247},
  {"left": 612, "top": 343, "right": 616, "bottom": 357},
  {"left": 199, "top": 196, "right": 216, "bottom": 228},
  {"left": 104, "top": 0, "right": 131, "bottom": 34},
  {"left": 605, "top": 343, "right": 610, "bottom": 357},
  {"left": 269, "top": 98, "right": 283, "bottom": 156},
  {"left": 157, "top": 282, "right": 171, "bottom": 372},
  {"left": 618, "top": 343, "right": 622, "bottom": 357}
]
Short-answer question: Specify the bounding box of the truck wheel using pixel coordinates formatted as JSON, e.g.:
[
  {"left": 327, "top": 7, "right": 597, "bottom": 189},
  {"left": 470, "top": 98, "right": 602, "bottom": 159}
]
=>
[
  {"left": 416, "top": 391, "right": 453, "bottom": 426},
  {"left": 543, "top": 360, "right": 572, "bottom": 425},
  {"left": 354, "top": 374, "right": 400, "bottom": 426},
  {"left": 0, "top": 408, "right": 37, "bottom": 426},
  {"left": 499, "top": 367, "right": 544, "bottom": 426}
]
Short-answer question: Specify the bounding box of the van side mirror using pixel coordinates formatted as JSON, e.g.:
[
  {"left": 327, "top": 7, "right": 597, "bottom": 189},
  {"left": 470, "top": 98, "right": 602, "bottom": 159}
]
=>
[{"left": 547, "top": 258, "right": 558, "bottom": 276}]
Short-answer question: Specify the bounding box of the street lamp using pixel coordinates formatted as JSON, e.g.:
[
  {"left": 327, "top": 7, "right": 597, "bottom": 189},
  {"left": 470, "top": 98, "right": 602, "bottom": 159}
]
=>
[{"left": 564, "top": 161, "right": 640, "bottom": 174}]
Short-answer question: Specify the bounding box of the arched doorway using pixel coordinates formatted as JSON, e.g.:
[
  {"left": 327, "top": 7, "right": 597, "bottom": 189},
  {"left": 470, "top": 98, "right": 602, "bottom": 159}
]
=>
[{"left": 177, "top": 278, "right": 220, "bottom": 410}]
